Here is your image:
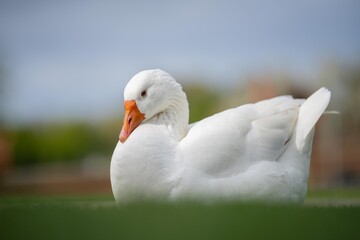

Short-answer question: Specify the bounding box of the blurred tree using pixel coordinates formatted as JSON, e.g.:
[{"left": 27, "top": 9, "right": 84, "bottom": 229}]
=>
[
  {"left": 12, "top": 123, "right": 116, "bottom": 166},
  {"left": 183, "top": 84, "right": 220, "bottom": 123}
]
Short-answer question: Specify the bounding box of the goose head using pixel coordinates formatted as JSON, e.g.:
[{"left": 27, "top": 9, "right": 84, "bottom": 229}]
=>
[{"left": 119, "top": 69, "right": 189, "bottom": 143}]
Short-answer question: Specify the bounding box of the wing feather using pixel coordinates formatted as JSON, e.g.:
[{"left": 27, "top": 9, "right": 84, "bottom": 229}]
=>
[{"left": 180, "top": 96, "right": 301, "bottom": 178}]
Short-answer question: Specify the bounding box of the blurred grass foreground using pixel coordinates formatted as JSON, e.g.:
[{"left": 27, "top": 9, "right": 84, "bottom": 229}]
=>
[{"left": 1, "top": 195, "right": 360, "bottom": 240}]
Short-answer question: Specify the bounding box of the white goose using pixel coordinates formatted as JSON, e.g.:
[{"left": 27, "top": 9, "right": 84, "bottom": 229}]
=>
[{"left": 110, "top": 69, "right": 331, "bottom": 204}]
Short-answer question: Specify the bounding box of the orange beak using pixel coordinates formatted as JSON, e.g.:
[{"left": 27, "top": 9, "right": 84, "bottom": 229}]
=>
[{"left": 119, "top": 100, "right": 145, "bottom": 143}]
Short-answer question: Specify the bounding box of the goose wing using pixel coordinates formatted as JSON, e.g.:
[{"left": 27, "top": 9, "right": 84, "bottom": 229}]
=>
[{"left": 179, "top": 96, "right": 303, "bottom": 178}]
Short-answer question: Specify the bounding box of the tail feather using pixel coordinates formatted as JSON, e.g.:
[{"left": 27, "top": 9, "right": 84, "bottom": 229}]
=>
[{"left": 295, "top": 88, "right": 331, "bottom": 152}]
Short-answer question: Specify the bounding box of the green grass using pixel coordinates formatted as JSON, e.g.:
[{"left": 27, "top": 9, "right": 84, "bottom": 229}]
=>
[
  {"left": 307, "top": 187, "right": 360, "bottom": 199},
  {"left": 1, "top": 191, "right": 360, "bottom": 240}
]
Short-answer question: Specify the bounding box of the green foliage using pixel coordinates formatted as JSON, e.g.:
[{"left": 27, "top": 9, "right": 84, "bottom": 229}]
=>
[
  {"left": 183, "top": 84, "right": 220, "bottom": 123},
  {"left": 11, "top": 123, "right": 117, "bottom": 166}
]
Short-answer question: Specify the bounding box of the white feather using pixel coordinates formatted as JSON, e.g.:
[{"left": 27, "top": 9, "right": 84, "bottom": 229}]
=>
[{"left": 295, "top": 87, "right": 331, "bottom": 152}]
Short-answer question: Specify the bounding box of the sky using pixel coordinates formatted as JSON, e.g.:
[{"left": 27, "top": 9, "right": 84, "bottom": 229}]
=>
[{"left": 0, "top": 0, "right": 359, "bottom": 124}]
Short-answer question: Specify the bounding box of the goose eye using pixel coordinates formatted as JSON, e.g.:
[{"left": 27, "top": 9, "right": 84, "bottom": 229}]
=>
[{"left": 141, "top": 90, "right": 147, "bottom": 97}]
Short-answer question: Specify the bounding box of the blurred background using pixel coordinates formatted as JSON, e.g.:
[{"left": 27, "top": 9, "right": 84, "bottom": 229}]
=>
[{"left": 0, "top": 0, "right": 359, "bottom": 196}]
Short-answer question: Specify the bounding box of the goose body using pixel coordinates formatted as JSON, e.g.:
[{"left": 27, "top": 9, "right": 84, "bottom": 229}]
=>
[{"left": 111, "top": 69, "right": 331, "bottom": 203}]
